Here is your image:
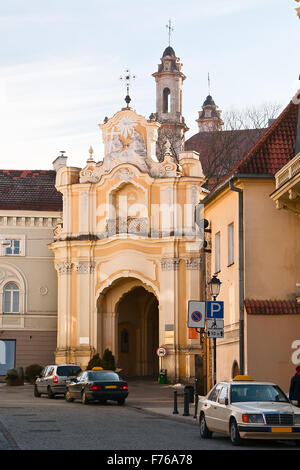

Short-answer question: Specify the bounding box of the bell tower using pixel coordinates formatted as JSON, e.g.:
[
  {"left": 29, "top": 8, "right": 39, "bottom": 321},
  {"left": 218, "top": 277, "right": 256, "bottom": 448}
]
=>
[{"left": 152, "top": 44, "right": 189, "bottom": 160}]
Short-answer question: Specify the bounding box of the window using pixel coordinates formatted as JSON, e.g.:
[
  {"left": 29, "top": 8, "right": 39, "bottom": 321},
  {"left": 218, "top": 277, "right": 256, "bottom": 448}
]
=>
[
  {"left": 3, "top": 282, "right": 19, "bottom": 313},
  {"left": 5, "top": 240, "right": 20, "bottom": 256},
  {"left": 0, "top": 236, "right": 25, "bottom": 256},
  {"left": 163, "top": 87, "right": 171, "bottom": 113},
  {"left": 207, "top": 383, "right": 223, "bottom": 402},
  {"left": 228, "top": 223, "right": 234, "bottom": 266},
  {"left": 215, "top": 232, "right": 221, "bottom": 273},
  {"left": 218, "top": 386, "right": 228, "bottom": 402}
]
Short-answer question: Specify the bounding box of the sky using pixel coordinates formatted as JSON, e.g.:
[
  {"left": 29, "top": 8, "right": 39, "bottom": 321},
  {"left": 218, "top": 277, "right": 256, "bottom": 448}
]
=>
[{"left": 0, "top": 0, "right": 299, "bottom": 170}]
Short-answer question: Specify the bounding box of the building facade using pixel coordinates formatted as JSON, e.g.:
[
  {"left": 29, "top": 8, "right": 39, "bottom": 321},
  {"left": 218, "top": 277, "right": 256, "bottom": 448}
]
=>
[{"left": 0, "top": 170, "right": 62, "bottom": 376}]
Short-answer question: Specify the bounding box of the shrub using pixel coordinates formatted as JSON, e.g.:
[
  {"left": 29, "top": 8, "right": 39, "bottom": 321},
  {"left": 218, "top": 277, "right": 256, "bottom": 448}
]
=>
[
  {"left": 86, "top": 353, "right": 102, "bottom": 370},
  {"left": 25, "top": 364, "right": 43, "bottom": 384},
  {"left": 101, "top": 349, "right": 116, "bottom": 371},
  {"left": 5, "top": 368, "right": 23, "bottom": 386}
]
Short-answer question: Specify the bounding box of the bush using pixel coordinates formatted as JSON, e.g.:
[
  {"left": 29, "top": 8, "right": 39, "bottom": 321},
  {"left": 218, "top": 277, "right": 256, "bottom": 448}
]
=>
[
  {"left": 101, "top": 349, "right": 116, "bottom": 371},
  {"left": 25, "top": 364, "right": 43, "bottom": 384},
  {"left": 86, "top": 350, "right": 116, "bottom": 371},
  {"left": 86, "top": 353, "right": 102, "bottom": 370},
  {"left": 5, "top": 368, "right": 23, "bottom": 386}
]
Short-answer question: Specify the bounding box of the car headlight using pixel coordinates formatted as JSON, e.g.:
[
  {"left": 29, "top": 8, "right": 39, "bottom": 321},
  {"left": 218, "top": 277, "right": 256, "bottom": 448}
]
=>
[
  {"left": 242, "top": 413, "right": 264, "bottom": 423},
  {"left": 294, "top": 414, "right": 300, "bottom": 424}
]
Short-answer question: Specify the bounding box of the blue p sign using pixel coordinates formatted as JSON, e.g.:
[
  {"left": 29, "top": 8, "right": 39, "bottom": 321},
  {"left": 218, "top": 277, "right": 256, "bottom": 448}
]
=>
[{"left": 206, "top": 301, "right": 224, "bottom": 319}]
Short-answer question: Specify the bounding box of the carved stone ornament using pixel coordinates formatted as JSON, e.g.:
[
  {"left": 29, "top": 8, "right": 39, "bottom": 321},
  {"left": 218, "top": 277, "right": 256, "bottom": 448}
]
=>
[
  {"left": 185, "top": 257, "right": 202, "bottom": 270},
  {"left": 56, "top": 262, "right": 73, "bottom": 275},
  {"left": 74, "top": 262, "right": 96, "bottom": 274},
  {"left": 40, "top": 286, "right": 49, "bottom": 296},
  {"left": 161, "top": 258, "right": 180, "bottom": 271}
]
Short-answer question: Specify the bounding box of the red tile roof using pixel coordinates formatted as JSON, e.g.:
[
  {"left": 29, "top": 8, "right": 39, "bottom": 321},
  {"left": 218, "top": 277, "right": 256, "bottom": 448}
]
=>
[
  {"left": 0, "top": 170, "right": 62, "bottom": 211},
  {"left": 185, "top": 128, "right": 266, "bottom": 178},
  {"left": 245, "top": 299, "right": 300, "bottom": 315},
  {"left": 224, "top": 100, "right": 299, "bottom": 178}
]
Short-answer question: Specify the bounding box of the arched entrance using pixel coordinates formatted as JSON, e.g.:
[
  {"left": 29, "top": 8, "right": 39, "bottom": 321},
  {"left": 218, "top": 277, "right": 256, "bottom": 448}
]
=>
[{"left": 97, "top": 278, "right": 159, "bottom": 378}]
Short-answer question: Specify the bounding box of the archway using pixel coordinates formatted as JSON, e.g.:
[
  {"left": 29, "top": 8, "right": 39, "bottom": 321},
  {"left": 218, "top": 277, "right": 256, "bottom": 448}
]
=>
[
  {"left": 97, "top": 278, "right": 159, "bottom": 378},
  {"left": 116, "top": 286, "right": 159, "bottom": 377}
]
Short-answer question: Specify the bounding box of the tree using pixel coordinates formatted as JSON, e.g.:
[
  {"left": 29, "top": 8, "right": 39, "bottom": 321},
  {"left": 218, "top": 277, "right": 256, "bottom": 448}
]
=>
[{"left": 185, "top": 102, "right": 282, "bottom": 189}]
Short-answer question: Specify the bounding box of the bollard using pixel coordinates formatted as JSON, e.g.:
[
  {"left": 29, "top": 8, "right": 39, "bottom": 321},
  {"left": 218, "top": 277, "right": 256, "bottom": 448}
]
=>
[
  {"left": 193, "top": 393, "right": 198, "bottom": 419},
  {"left": 183, "top": 389, "right": 190, "bottom": 416},
  {"left": 172, "top": 390, "right": 179, "bottom": 414}
]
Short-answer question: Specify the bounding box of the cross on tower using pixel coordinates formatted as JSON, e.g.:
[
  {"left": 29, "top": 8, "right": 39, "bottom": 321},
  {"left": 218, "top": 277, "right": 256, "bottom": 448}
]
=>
[
  {"left": 119, "top": 68, "right": 136, "bottom": 108},
  {"left": 166, "top": 19, "right": 174, "bottom": 47},
  {"left": 208, "top": 72, "right": 211, "bottom": 96}
]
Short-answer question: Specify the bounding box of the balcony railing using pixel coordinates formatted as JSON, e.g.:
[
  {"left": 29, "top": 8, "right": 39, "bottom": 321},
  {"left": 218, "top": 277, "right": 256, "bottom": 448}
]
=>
[{"left": 275, "top": 153, "right": 300, "bottom": 189}]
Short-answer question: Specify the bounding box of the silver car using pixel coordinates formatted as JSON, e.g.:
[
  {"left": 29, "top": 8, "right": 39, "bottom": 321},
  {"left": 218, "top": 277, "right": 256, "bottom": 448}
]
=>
[
  {"left": 198, "top": 377, "right": 300, "bottom": 446},
  {"left": 34, "top": 364, "right": 81, "bottom": 398}
]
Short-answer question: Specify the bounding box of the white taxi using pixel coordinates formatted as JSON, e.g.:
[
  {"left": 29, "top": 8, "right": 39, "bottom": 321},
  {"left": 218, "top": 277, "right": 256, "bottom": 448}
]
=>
[{"left": 198, "top": 375, "right": 300, "bottom": 446}]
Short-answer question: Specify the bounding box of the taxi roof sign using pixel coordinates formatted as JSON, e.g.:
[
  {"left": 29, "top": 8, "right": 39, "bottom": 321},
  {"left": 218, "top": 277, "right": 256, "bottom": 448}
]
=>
[
  {"left": 92, "top": 367, "right": 103, "bottom": 371},
  {"left": 232, "top": 374, "right": 254, "bottom": 381}
]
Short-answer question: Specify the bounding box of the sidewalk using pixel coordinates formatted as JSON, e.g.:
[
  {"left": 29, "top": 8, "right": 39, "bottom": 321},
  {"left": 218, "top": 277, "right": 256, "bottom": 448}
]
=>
[{"left": 126, "top": 378, "right": 199, "bottom": 426}]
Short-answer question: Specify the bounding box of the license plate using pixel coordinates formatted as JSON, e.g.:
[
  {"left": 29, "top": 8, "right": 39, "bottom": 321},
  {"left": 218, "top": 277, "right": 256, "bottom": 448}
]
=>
[
  {"left": 105, "top": 385, "right": 117, "bottom": 389},
  {"left": 271, "top": 427, "right": 292, "bottom": 433}
]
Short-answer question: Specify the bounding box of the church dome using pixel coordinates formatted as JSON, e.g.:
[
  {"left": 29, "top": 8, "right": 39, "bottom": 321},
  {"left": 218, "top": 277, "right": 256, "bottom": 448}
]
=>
[
  {"left": 163, "top": 46, "right": 176, "bottom": 57},
  {"left": 203, "top": 95, "right": 216, "bottom": 106}
]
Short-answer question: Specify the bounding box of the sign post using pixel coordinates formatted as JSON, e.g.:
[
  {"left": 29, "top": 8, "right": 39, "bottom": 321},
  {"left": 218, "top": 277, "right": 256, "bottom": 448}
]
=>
[{"left": 206, "top": 301, "right": 224, "bottom": 384}]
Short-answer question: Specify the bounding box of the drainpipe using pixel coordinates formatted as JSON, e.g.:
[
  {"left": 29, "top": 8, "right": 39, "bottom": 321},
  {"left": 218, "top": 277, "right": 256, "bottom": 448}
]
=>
[{"left": 229, "top": 179, "right": 245, "bottom": 375}]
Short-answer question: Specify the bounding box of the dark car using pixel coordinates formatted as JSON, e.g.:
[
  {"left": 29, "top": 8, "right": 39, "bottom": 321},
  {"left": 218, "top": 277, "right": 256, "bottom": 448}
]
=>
[
  {"left": 65, "top": 370, "right": 129, "bottom": 405},
  {"left": 34, "top": 364, "right": 82, "bottom": 398}
]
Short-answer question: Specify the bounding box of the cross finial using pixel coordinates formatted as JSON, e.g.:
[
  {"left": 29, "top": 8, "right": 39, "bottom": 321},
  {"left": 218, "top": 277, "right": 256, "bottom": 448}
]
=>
[
  {"left": 208, "top": 72, "right": 211, "bottom": 96},
  {"left": 166, "top": 19, "right": 174, "bottom": 47},
  {"left": 120, "top": 68, "right": 136, "bottom": 108}
]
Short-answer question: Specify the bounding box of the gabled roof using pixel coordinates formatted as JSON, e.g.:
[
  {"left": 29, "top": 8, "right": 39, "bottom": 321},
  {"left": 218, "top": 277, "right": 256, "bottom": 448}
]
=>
[
  {"left": 0, "top": 170, "right": 62, "bottom": 211},
  {"left": 225, "top": 100, "right": 299, "bottom": 178},
  {"left": 245, "top": 299, "right": 300, "bottom": 315},
  {"left": 185, "top": 128, "right": 266, "bottom": 178}
]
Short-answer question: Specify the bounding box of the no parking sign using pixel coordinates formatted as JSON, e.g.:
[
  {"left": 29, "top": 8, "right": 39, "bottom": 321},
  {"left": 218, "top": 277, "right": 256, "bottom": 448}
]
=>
[{"left": 188, "top": 301, "right": 205, "bottom": 328}]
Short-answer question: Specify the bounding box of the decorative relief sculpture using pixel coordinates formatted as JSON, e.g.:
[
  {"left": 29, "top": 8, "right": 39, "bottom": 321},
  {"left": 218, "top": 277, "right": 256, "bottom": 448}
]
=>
[
  {"left": 74, "top": 262, "right": 96, "bottom": 274},
  {"left": 161, "top": 258, "right": 180, "bottom": 270},
  {"left": 79, "top": 112, "right": 183, "bottom": 183},
  {"left": 185, "top": 257, "right": 203, "bottom": 270},
  {"left": 56, "top": 262, "right": 73, "bottom": 275}
]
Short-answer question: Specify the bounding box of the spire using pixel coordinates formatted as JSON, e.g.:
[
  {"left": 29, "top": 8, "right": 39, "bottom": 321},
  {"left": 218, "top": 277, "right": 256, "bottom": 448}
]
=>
[
  {"left": 196, "top": 83, "right": 223, "bottom": 132},
  {"left": 119, "top": 68, "right": 136, "bottom": 109}
]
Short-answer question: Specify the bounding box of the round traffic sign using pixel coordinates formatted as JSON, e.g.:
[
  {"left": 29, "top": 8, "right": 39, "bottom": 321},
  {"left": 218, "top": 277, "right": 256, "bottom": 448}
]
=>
[
  {"left": 156, "top": 346, "right": 167, "bottom": 357},
  {"left": 191, "top": 310, "right": 202, "bottom": 323}
]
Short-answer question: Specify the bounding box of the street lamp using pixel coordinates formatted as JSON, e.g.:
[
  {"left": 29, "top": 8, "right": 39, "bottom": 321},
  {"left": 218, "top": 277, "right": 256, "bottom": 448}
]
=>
[
  {"left": 208, "top": 274, "right": 221, "bottom": 301},
  {"left": 208, "top": 274, "right": 222, "bottom": 386}
]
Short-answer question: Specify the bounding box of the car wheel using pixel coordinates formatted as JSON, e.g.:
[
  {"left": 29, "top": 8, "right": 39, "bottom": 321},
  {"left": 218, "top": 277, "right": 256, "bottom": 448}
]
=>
[
  {"left": 34, "top": 385, "right": 41, "bottom": 397},
  {"left": 65, "top": 390, "right": 74, "bottom": 403},
  {"left": 47, "top": 386, "right": 55, "bottom": 399},
  {"left": 98, "top": 399, "right": 107, "bottom": 405},
  {"left": 294, "top": 440, "right": 300, "bottom": 447},
  {"left": 81, "top": 391, "right": 89, "bottom": 405},
  {"left": 230, "top": 419, "right": 242, "bottom": 446},
  {"left": 199, "top": 413, "right": 212, "bottom": 439},
  {"left": 117, "top": 398, "right": 125, "bottom": 406}
]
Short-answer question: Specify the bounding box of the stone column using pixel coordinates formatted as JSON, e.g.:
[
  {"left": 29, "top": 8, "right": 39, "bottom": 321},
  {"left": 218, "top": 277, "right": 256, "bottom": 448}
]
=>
[
  {"left": 55, "top": 262, "right": 72, "bottom": 364},
  {"left": 102, "top": 311, "right": 118, "bottom": 357}
]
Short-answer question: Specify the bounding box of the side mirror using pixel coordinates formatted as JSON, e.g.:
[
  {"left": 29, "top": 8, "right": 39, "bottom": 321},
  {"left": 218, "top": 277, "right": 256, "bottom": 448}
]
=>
[{"left": 219, "top": 397, "right": 229, "bottom": 406}]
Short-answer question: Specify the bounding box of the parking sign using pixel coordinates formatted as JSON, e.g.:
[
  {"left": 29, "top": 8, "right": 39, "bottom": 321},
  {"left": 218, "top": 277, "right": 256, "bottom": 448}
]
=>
[{"left": 206, "top": 301, "right": 224, "bottom": 319}]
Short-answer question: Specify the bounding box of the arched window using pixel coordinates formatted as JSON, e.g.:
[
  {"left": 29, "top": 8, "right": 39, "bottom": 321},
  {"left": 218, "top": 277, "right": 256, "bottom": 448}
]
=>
[
  {"left": 3, "top": 282, "right": 19, "bottom": 314},
  {"left": 232, "top": 360, "right": 240, "bottom": 379},
  {"left": 121, "top": 329, "right": 129, "bottom": 353},
  {"left": 163, "top": 88, "right": 171, "bottom": 113}
]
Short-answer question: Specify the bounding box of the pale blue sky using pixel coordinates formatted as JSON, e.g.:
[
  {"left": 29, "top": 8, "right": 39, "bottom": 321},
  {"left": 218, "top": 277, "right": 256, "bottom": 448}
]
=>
[{"left": 0, "top": 0, "right": 299, "bottom": 170}]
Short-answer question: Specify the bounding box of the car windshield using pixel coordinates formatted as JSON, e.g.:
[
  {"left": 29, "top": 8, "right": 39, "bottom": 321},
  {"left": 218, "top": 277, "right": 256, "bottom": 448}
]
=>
[
  {"left": 88, "top": 372, "right": 120, "bottom": 381},
  {"left": 57, "top": 366, "right": 81, "bottom": 377},
  {"left": 230, "top": 384, "right": 289, "bottom": 403}
]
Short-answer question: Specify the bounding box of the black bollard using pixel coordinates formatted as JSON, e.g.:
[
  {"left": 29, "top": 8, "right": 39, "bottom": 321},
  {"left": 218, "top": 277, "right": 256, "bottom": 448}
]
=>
[
  {"left": 172, "top": 390, "right": 179, "bottom": 414},
  {"left": 183, "top": 389, "right": 190, "bottom": 416},
  {"left": 193, "top": 393, "right": 198, "bottom": 419}
]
